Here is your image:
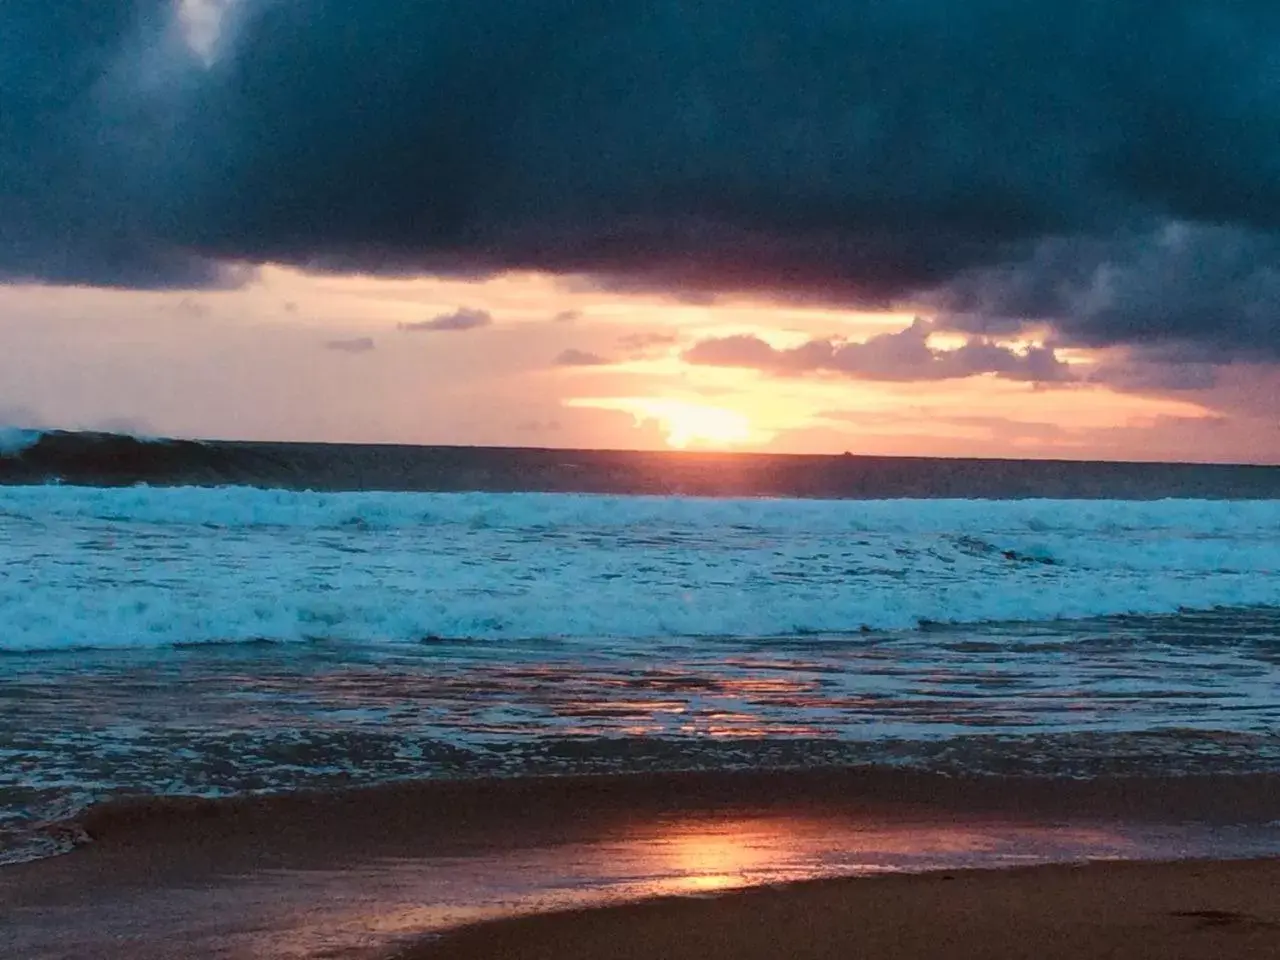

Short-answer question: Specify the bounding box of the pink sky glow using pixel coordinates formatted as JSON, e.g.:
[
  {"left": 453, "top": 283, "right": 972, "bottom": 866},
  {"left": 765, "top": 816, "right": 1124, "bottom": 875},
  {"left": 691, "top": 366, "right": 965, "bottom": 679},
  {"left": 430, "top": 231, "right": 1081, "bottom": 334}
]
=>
[{"left": 2, "top": 266, "right": 1276, "bottom": 464}]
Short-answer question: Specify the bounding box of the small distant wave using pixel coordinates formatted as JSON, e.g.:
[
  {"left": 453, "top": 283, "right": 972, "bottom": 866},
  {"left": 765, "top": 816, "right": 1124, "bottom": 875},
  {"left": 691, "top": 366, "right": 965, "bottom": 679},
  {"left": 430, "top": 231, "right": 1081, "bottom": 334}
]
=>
[{"left": 0, "top": 429, "right": 239, "bottom": 487}]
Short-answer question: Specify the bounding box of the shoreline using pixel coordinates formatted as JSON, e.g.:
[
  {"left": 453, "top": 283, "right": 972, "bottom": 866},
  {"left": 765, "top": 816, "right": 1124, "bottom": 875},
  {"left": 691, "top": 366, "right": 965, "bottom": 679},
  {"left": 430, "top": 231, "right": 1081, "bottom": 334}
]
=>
[
  {"left": 5, "top": 768, "right": 1280, "bottom": 958},
  {"left": 11, "top": 765, "right": 1280, "bottom": 878},
  {"left": 66, "top": 766, "right": 1280, "bottom": 843}
]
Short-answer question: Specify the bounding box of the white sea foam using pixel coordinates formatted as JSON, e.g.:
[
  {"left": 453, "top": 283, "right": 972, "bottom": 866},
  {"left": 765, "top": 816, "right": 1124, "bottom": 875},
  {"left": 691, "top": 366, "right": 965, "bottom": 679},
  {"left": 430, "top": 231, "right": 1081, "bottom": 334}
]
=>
[
  {"left": 0, "top": 485, "right": 1278, "bottom": 651},
  {"left": 0, "top": 428, "right": 42, "bottom": 456}
]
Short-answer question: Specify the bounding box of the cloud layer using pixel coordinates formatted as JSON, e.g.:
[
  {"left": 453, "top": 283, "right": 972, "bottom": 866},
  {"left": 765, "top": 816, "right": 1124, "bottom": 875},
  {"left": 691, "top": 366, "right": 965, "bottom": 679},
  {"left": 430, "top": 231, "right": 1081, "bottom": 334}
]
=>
[
  {"left": 554, "top": 348, "right": 610, "bottom": 367},
  {"left": 4, "top": 1, "right": 1280, "bottom": 359},
  {"left": 684, "top": 320, "right": 1073, "bottom": 383},
  {"left": 398, "top": 308, "right": 493, "bottom": 333}
]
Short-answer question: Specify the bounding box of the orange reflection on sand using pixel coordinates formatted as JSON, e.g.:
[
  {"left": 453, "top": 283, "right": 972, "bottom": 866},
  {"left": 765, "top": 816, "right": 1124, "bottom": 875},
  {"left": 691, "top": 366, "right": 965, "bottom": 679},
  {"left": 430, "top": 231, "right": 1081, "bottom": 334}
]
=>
[
  {"left": 623, "top": 814, "right": 1144, "bottom": 899},
  {"left": 223, "top": 811, "right": 1211, "bottom": 959},
  {"left": 649, "top": 822, "right": 783, "bottom": 893}
]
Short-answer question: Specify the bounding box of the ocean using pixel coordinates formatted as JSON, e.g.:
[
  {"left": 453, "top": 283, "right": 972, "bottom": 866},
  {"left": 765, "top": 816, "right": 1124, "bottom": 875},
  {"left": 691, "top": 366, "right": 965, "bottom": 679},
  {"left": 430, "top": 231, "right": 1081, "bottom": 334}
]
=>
[{"left": 3, "top": 430, "right": 1280, "bottom": 870}]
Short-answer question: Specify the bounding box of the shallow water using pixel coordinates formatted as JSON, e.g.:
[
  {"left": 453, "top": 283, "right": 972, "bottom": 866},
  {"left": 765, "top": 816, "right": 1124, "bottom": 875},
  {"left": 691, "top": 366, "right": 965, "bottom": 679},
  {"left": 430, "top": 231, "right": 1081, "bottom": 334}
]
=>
[{"left": 5, "top": 615, "right": 1280, "bottom": 864}]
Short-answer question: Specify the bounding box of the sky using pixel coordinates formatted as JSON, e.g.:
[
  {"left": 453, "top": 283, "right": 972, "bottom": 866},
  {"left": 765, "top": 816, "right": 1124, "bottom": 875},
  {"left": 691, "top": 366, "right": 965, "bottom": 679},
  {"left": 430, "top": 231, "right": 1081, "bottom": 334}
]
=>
[{"left": 2, "top": 1, "right": 1279, "bottom": 462}]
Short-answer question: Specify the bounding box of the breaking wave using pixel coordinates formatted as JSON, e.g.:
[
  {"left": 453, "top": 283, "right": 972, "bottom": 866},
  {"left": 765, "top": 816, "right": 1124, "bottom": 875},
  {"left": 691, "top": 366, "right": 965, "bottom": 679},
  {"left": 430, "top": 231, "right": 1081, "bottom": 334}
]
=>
[{"left": 2, "top": 485, "right": 1279, "bottom": 651}]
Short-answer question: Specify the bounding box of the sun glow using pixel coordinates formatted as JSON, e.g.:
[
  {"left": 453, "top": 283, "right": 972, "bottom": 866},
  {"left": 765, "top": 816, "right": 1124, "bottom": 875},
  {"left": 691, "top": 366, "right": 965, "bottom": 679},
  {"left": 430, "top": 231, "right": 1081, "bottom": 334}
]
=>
[{"left": 567, "top": 397, "right": 757, "bottom": 449}]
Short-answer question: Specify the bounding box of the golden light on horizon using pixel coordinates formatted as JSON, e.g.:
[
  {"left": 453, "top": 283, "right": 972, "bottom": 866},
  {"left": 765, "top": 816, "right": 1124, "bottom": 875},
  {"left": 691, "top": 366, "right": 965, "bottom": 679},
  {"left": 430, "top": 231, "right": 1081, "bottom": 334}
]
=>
[
  {"left": 29, "top": 262, "right": 1248, "bottom": 457},
  {"left": 566, "top": 397, "right": 763, "bottom": 449}
]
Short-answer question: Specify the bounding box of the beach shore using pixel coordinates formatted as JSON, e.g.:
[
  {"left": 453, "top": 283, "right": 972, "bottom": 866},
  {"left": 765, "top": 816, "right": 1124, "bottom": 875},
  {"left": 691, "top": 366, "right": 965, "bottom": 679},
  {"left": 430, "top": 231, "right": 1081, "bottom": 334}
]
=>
[
  {"left": 4, "top": 769, "right": 1280, "bottom": 959},
  {"left": 403, "top": 857, "right": 1280, "bottom": 960}
]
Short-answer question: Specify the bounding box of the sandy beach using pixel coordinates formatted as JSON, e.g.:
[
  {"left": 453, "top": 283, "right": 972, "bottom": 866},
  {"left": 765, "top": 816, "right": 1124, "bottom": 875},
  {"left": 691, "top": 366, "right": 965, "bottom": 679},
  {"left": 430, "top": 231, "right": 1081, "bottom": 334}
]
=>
[
  {"left": 3, "top": 769, "right": 1280, "bottom": 958},
  {"left": 403, "top": 857, "right": 1280, "bottom": 960}
]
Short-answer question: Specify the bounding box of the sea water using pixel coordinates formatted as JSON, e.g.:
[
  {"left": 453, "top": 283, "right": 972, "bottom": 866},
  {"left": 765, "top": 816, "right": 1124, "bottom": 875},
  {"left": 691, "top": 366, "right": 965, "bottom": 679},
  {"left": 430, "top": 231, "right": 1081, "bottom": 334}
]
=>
[{"left": 2, "top": 481, "right": 1280, "bottom": 863}]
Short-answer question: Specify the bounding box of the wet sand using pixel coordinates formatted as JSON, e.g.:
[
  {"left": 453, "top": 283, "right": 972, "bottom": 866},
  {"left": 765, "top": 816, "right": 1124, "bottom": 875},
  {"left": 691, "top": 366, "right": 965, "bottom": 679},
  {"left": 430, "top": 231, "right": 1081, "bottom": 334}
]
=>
[
  {"left": 404, "top": 858, "right": 1280, "bottom": 960},
  {"left": 4, "top": 769, "right": 1280, "bottom": 959}
]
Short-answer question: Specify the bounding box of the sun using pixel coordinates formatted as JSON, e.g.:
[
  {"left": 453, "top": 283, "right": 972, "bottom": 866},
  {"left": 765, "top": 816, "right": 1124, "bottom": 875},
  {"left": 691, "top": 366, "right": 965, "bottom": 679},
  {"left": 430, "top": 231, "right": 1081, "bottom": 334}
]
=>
[
  {"left": 568, "top": 397, "right": 757, "bottom": 449},
  {"left": 625, "top": 398, "right": 755, "bottom": 448},
  {"left": 650, "top": 400, "right": 753, "bottom": 449}
]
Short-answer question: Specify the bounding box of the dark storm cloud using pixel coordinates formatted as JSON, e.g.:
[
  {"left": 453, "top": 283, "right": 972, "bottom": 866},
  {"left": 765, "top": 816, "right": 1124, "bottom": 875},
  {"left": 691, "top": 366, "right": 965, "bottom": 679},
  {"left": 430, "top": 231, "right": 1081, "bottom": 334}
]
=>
[
  {"left": 1088, "top": 359, "right": 1220, "bottom": 393},
  {"left": 932, "top": 225, "right": 1280, "bottom": 358},
  {"left": 0, "top": 1, "right": 246, "bottom": 288},
  {"left": 4, "top": 1, "right": 1280, "bottom": 358},
  {"left": 398, "top": 308, "right": 492, "bottom": 333},
  {"left": 553, "top": 348, "right": 611, "bottom": 367},
  {"left": 684, "top": 319, "right": 1074, "bottom": 383},
  {"left": 325, "top": 336, "right": 376, "bottom": 353}
]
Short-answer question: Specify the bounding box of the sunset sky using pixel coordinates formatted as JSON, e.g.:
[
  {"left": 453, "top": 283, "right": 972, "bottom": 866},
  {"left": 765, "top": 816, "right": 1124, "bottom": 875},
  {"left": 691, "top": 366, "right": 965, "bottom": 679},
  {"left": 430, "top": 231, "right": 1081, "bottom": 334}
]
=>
[{"left": 4, "top": 1, "right": 1280, "bottom": 462}]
